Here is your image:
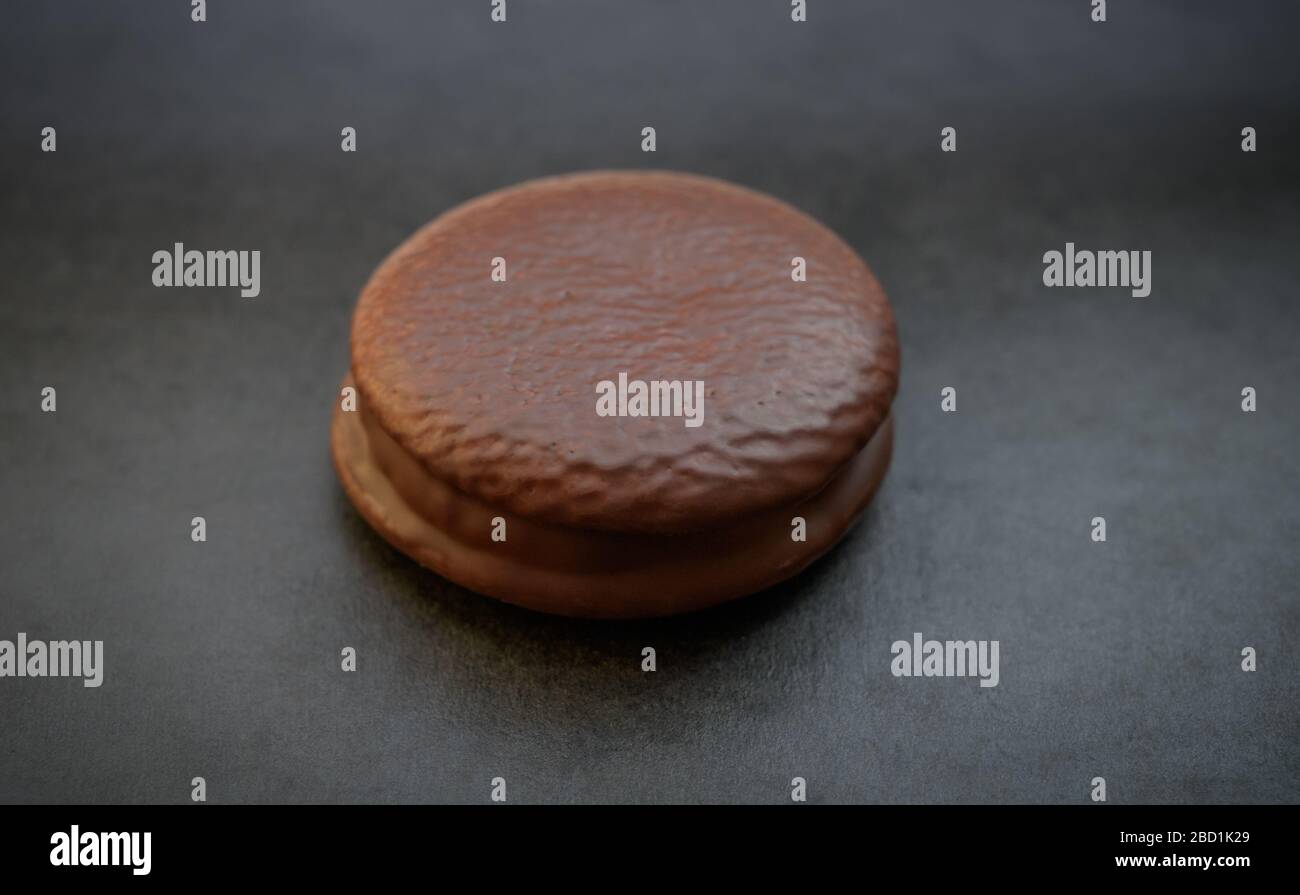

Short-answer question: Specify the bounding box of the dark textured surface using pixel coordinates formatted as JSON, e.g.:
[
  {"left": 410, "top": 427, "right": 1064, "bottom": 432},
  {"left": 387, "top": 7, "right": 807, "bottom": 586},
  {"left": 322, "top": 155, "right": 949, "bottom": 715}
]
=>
[{"left": 1, "top": 0, "right": 1297, "bottom": 803}]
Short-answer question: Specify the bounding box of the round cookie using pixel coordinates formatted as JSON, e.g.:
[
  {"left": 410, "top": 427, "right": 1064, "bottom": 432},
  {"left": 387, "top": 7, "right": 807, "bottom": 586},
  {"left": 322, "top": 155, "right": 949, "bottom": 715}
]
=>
[{"left": 333, "top": 170, "right": 899, "bottom": 618}]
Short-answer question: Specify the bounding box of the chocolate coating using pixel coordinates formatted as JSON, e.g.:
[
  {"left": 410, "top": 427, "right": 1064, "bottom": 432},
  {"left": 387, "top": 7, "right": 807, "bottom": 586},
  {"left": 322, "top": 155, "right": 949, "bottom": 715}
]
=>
[
  {"left": 332, "top": 387, "right": 894, "bottom": 618},
  {"left": 336, "top": 170, "right": 900, "bottom": 617},
  {"left": 350, "top": 170, "right": 899, "bottom": 536}
]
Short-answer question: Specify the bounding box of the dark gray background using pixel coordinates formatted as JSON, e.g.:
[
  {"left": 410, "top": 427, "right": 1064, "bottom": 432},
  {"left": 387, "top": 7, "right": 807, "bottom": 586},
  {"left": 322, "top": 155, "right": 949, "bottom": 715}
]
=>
[{"left": 1, "top": 0, "right": 1296, "bottom": 804}]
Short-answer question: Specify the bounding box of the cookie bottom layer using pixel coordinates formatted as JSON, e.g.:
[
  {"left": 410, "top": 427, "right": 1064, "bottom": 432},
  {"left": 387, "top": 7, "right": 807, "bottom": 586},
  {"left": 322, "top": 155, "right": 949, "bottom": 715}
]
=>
[{"left": 331, "top": 380, "right": 894, "bottom": 619}]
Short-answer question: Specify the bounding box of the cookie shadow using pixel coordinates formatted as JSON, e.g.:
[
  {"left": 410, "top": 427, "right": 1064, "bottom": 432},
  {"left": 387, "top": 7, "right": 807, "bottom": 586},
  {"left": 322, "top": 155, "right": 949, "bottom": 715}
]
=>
[{"left": 332, "top": 481, "right": 881, "bottom": 672}]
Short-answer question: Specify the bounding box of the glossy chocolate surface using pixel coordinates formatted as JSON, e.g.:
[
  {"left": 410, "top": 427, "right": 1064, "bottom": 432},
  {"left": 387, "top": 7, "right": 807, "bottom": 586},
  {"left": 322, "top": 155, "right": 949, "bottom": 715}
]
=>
[{"left": 350, "top": 171, "right": 899, "bottom": 535}]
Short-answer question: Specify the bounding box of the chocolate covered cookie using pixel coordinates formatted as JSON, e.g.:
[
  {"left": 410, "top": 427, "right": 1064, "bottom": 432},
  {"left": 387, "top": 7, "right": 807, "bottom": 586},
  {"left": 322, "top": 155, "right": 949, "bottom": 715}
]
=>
[{"left": 332, "top": 170, "right": 899, "bottom": 618}]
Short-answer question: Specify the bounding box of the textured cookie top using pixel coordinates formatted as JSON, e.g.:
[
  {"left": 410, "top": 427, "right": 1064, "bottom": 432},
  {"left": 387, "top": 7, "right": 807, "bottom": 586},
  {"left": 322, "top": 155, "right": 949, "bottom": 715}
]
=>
[{"left": 350, "top": 170, "right": 898, "bottom": 535}]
